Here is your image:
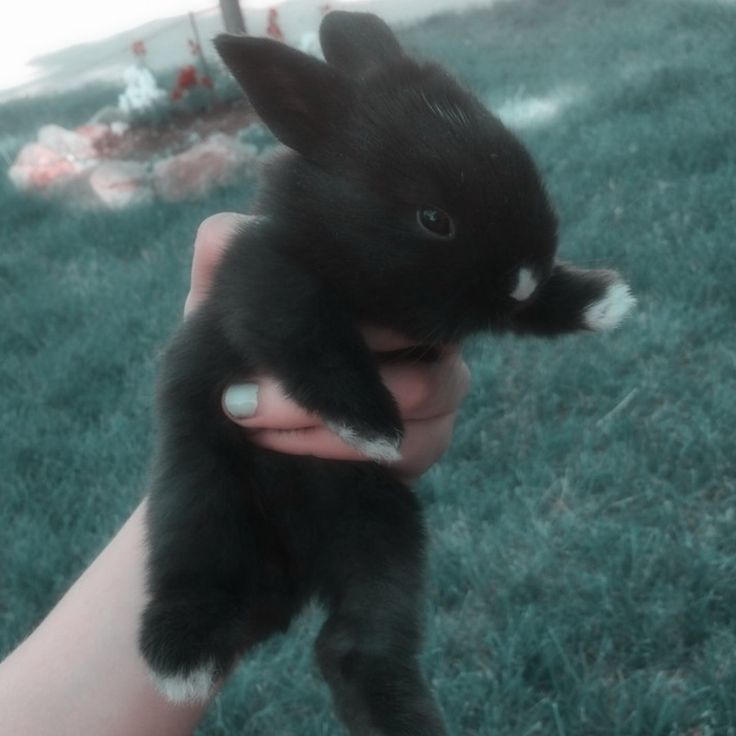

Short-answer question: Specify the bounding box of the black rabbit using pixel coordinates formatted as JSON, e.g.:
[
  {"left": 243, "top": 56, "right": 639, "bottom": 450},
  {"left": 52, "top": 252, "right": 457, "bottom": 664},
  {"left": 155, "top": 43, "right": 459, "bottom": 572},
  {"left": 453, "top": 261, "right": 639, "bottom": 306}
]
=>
[{"left": 140, "top": 11, "right": 634, "bottom": 735}]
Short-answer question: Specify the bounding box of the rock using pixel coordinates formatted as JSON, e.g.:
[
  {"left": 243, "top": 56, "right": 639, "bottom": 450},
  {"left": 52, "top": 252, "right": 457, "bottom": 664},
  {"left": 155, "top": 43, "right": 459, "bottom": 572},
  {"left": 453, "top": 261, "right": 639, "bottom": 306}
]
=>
[
  {"left": 9, "top": 124, "right": 100, "bottom": 191},
  {"left": 9, "top": 119, "right": 257, "bottom": 207},
  {"left": 75, "top": 123, "right": 111, "bottom": 146},
  {"left": 89, "top": 160, "right": 153, "bottom": 209},
  {"left": 75, "top": 123, "right": 109, "bottom": 142},
  {"left": 8, "top": 142, "right": 91, "bottom": 190},
  {"left": 152, "top": 133, "right": 257, "bottom": 201},
  {"left": 37, "top": 124, "right": 98, "bottom": 161}
]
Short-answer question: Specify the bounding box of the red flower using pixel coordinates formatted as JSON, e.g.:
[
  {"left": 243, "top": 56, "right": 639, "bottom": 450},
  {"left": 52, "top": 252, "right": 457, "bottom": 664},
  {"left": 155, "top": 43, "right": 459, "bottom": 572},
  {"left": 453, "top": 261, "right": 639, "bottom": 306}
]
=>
[
  {"left": 177, "top": 65, "right": 198, "bottom": 90},
  {"left": 267, "top": 8, "right": 284, "bottom": 41},
  {"left": 132, "top": 40, "right": 146, "bottom": 57}
]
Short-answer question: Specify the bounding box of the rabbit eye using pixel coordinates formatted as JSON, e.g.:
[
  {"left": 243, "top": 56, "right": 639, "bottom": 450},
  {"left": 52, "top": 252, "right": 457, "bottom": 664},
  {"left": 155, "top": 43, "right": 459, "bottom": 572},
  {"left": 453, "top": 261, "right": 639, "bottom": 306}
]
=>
[{"left": 417, "top": 206, "right": 454, "bottom": 239}]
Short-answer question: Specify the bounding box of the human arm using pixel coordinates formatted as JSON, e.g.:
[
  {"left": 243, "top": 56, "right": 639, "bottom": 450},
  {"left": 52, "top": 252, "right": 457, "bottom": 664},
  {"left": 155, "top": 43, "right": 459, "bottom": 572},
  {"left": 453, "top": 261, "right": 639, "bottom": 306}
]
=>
[{"left": 0, "top": 500, "right": 210, "bottom": 736}]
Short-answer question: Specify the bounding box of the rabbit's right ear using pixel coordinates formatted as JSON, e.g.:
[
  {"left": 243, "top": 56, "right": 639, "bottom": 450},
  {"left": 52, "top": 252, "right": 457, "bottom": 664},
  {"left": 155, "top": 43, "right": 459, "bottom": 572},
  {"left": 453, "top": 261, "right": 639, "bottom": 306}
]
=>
[
  {"left": 319, "top": 11, "right": 403, "bottom": 76},
  {"left": 214, "top": 35, "right": 350, "bottom": 155}
]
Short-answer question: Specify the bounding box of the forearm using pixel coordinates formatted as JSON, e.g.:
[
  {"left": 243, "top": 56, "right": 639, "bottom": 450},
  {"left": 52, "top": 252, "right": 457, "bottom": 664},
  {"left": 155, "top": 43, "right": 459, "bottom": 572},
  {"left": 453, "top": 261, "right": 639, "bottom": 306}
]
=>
[{"left": 0, "top": 500, "right": 212, "bottom": 736}]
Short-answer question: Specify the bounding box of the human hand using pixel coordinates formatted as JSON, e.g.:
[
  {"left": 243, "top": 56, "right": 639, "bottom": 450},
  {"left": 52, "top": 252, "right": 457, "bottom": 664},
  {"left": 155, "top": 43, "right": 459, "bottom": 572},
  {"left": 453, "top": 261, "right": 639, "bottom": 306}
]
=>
[{"left": 186, "top": 213, "right": 471, "bottom": 483}]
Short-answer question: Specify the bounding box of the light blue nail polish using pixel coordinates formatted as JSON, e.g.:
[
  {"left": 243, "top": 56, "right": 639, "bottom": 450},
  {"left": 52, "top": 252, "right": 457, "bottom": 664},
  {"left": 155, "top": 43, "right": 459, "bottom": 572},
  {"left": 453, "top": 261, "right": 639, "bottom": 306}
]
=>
[{"left": 223, "top": 383, "right": 259, "bottom": 418}]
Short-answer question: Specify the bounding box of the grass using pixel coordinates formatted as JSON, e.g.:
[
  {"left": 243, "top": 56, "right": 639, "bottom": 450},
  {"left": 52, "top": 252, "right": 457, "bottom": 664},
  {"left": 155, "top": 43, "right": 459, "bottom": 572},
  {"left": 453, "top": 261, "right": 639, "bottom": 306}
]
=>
[{"left": 2, "top": 0, "right": 735, "bottom": 733}]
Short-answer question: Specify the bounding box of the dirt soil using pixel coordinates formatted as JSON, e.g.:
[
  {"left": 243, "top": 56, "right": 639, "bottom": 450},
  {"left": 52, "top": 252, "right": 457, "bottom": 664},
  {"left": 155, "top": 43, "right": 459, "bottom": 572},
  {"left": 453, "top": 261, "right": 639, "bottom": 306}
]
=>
[{"left": 95, "top": 99, "right": 257, "bottom": 161}]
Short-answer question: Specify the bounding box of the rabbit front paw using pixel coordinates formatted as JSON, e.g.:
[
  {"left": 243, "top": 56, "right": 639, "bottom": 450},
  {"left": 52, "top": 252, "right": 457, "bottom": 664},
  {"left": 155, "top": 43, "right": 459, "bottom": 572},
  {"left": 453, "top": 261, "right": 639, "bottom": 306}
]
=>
[
  {"left": 326, "top": 421, "right": 402, "bottom": 462},
  {"left": 584, "top": 280, "right": 636, "bottom": 331}
]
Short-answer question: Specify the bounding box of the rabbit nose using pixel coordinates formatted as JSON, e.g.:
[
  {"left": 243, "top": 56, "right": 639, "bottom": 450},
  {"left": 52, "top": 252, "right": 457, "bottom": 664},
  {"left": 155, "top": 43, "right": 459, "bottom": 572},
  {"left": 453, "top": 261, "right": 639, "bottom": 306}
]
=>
[{"left": 510, "top": 267, "right": 538, "bottom": 301}]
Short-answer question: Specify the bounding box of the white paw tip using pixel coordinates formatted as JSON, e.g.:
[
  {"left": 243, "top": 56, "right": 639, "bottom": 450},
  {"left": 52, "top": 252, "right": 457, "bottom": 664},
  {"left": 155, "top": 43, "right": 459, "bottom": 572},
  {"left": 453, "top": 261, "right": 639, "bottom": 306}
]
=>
[
  {"left": 510, "top": 267, "right": 538, "bottom": 301},
  {"left": 150, "top": 661, "right": 215, "bottom": 704},
  {"left": 326, "top": 422, "right": 402, "bottom": 463},
  {"left": 584, "top": 281, "right": 636, "bottom": 331}
]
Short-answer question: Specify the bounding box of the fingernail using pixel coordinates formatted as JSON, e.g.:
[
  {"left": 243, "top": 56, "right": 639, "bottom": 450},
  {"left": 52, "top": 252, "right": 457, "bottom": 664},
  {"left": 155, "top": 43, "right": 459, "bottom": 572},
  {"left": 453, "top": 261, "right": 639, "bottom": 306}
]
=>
[{"left": 223, "top": 383, "right": 259, "bottom": 418}]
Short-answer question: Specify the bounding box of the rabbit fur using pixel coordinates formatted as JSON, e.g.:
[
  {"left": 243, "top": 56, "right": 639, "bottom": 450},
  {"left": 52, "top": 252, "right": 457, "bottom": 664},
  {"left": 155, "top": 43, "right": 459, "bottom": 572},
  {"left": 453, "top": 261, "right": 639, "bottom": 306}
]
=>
[{"left": 139, "top": 11, "right": 635, "bottom": 735}]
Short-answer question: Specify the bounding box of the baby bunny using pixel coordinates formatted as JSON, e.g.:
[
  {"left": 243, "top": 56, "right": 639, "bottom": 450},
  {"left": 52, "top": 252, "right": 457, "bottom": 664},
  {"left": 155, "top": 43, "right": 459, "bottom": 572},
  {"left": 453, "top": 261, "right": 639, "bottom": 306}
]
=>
[{"left": 139, "top": 11, "right": 634, "bottom": 735}]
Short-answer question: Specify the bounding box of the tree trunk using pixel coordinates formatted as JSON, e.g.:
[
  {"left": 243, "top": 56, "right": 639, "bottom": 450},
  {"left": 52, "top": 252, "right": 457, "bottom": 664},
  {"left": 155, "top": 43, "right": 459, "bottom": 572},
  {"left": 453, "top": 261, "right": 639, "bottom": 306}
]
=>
[{"left": 219, "top": 0, "right": 247, "bottom": 34}]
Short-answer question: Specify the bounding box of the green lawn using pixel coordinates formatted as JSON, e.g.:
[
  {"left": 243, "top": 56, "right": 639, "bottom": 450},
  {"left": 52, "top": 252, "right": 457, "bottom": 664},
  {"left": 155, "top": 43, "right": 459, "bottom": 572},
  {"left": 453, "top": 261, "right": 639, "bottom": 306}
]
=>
[{"left": 2, "top": 0, "right": 735, "bottom": 733}]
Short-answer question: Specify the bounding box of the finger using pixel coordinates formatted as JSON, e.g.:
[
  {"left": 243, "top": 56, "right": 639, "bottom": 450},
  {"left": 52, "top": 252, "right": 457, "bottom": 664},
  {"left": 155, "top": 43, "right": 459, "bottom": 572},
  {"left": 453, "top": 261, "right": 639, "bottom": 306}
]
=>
[
  {"left": 247, "top": 426, "right": 368, "bottom": 460},
  {"left": 378, "top": 350, "right": 471, "bottom": 420},
  {"left": 248, "top": 412, "right": 458, "bottom": 480},
  {"left": 224, "top": 350, "right": 470, "bottom": 431},
  {"left": 184, "top": 213, "right": 253, "bottom": 315},
  {"left": 223, "top": 377, "right": 319, "bottom": 430},
  {"left": 249, "top": 413, "right": 459, "bottom": 485},
  {"left": 224, "top": 349, "right": 470, "bottom": 431}
]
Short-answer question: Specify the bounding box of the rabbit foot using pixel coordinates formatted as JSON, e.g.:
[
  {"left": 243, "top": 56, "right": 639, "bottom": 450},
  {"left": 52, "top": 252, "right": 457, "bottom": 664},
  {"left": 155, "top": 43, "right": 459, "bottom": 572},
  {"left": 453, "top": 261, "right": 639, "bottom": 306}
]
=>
[
  {"left": 148, "top": 660, "right": 216, "bottom": 703},
  {"left": 326, "top": 421, "right": 402, "bottom": 462},
  {"left": 584, "top": 281, "right": 636, "bottom": 331}
]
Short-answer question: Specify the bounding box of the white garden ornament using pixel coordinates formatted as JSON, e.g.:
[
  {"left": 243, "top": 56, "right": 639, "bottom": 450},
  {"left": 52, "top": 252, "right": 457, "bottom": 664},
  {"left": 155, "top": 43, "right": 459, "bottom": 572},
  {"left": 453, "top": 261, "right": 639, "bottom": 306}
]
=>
[{"left": 118, "top": 65, "right": 167, "bottom": 116}]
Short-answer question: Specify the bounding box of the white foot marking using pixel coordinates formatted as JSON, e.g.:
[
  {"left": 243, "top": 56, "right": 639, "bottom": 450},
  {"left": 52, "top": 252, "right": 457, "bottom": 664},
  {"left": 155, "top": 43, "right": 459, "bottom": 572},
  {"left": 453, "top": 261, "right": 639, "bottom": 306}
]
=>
[
  {"left": 326, "top": 422, "right": 402, "bottom": 463},
  {"left": 584, "top": 281, "right": 636, "bottom": 330},
  {"left": 511, "top": 268, "right": 538, "bottom": 301},
  {"left": 150, "top": 661, "right": 215, "bottom": 703}
]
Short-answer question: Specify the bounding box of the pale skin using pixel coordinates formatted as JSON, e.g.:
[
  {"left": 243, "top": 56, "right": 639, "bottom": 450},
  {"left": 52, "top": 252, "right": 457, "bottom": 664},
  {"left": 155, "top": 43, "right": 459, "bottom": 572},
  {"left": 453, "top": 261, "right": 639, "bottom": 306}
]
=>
[{"left": 0, "top": 213, "right": 470, "bottom": 736}]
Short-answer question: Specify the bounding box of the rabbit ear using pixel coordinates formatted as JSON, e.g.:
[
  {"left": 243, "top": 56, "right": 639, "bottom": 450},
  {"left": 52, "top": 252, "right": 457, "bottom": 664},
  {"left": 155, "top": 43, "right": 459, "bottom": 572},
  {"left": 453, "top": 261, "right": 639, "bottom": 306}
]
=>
[
  {"left": 319, "top": 11, "right": 403, "bottom": 76},
  {"left": 214, "top": 35, "right": 350, "bottom": 155}
]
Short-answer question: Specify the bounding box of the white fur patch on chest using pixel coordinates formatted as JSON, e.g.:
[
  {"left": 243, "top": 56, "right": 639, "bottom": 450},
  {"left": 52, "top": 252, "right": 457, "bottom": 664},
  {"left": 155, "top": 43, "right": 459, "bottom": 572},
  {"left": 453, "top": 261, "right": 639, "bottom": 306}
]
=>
[{"left": 510, "top": 268, "right": 538, "bottom": 301}]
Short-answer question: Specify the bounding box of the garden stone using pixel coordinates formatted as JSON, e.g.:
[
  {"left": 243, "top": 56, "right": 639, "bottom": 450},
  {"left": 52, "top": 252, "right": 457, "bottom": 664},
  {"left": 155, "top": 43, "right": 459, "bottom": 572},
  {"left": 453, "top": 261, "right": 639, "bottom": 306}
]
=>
[
  {"left": 8, "top": 142, "right": 91, "bottom": 190},
  {"left": 152, "top": 133, "right": 257, "bottom": 201},
  {"left": 37, "top": 124, "right": 98, "bottom": 161},
  {"left": 75, "top": 124, "right": 111, "bottom": 146},
  {"left": 89, "top": 160, "right": 153, "bottom": 209}
]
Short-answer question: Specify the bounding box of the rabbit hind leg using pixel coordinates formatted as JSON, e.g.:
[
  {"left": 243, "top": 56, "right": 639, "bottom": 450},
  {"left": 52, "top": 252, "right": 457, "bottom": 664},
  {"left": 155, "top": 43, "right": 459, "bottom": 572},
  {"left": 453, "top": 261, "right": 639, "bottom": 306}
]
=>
[
  {"left": 140, "top": 458, "right": 301, "bottom": 703},
  {"left": 313, "top": 483, "right": 446, "bottom": 736}
]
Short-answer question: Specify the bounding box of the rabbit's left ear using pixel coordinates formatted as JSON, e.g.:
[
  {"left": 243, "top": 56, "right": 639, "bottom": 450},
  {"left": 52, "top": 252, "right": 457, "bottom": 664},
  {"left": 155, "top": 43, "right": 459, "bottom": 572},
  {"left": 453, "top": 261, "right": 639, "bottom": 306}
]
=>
[
  {"left": 320, "top": 11, "right": 403, "bottom": 76},
  {"left": 215, "top": 34, "right": 350, "bottom": 156}
]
